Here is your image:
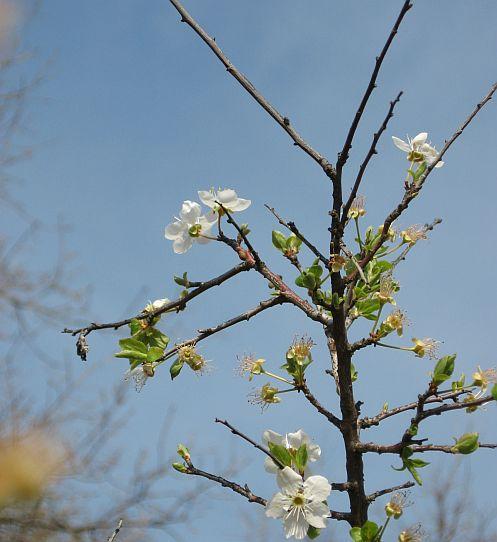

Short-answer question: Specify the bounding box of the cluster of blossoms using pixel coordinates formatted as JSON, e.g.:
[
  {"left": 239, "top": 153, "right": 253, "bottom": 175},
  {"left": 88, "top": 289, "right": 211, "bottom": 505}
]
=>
[
  {"left": 164, "top": 188, "right": 251, "bottom": 253},
  {"left": 263, "top": 430, "right": 331, "bottom": 540}
]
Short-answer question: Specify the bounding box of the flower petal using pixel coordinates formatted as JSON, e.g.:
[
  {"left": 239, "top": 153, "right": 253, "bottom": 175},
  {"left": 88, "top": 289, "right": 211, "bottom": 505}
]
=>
[
  {"left": 305, "top": 501, "right": 329, "bottom": 529},
  {"left": 303, "top": 475, "right": 331, "bottom": 501},
  {"left": 286, "top": 430, "right": 308, "bottom": 450},
  {"left": 392, "top": 136, "right": 411, "bottom": 152},
  {"left": 198, "top": 190, "right": 216, "bottom": 209},
  {"left": 263, "top": 430, "right": 284, "bottom": 446},
  {"left": 277, "top": 466, "right": 303, "bottom": 494},
  {"left": 307, "top": 443, "right": 321, "bottom": 462},
  {"left": 264, "top": 456, "right": 280, "bottom": 473},
  {"left": 179, "top": 200, "right": 201, "bottom": 224},
  {"left": 434, "top": 160, "right": 444, "bottom": 168},
  {"left": 172, "top": 235, "right": 192, "bottom": 254},
  {"left": 283, "top": 511, "right": 309, "bottom": 540},
  {"left": 412, "top": 132, "right": 428, "bottom": 147},
  {"left": 265, "top": 492, "right": 291, "bottom": 518},
  {"left": 216, "top": 188, "right": 237, "bottom": 205},
  {"left": 230, "top": 197, "right": 251, "bottom": 212},
  {"left": 164, "top": 221, "right": 185, "bottom": 240}
]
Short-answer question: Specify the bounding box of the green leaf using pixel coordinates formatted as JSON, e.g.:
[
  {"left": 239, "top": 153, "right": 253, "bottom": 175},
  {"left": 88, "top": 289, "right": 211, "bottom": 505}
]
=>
[
  {"left": 115, "top": 349, "right": 148, "bottom": 361},
  {"left": 272, "top": 230, "right": 288, "bottom": 252},
  {"left": 129, "top": 318, "right": 142, "bottom": 335},
  {"left": 361, "top": 522, "right": 380, "bottom": 542},
  {"left": 451, "top": 432, "right": 479, "bottom": 455},
  {"left": 350, "top": 362, "right": 358, "bottom": 383},
  {"left": 407, "top": 463, "right": 423, "bottom": 485},
  {"left": 268, "top": 443, "right": 293, "bottom": 468},
  {"left": 172, "top": 462, "right": 188, "bottom": 473},
  {"left": 294, "top": 444, "right": 308, "bottom": 472},
  {"left": 307, "top": 526, "right": 321, "bottom": 539},
  {"left": 491, "top": 383, "right": 497, "bottom": 401},
  {"left": 170, "top": 358, "right": 184, "bottom": 380},
  {"left": 174, "top": 271, "right": 190, "bottom": 287},
  {"left": 147, "top": 346, "right": 164, "bottom": 363},
  {"left": 147, "top": 328, "right": 170, "bottom": 349},
  {"left": 349, "top": 527, "right": 363, "bottom": 542},
  {"left": 410, "top": 458, "right": 430, "bottom": 468},
  {"left": 432, "top": 354, "right": 456, "bottom": 386},
  {"left": 119, "top": 338, "right": 148, "bottom": 354},
  {"left": 287, "top": 234, "right": 302, "bottom": 252}
]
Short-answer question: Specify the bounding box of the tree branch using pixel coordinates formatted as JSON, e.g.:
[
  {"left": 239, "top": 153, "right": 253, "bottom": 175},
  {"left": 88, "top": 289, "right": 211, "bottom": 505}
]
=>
[
  {"left": 168, "top": 0, "right": 336, "bottom": 181},
  {"left": 215, "top": 418, "right": 286, "bottom": 469},
  {"left": 63, "top": 262, "right": 251, "bottom": 338},
  {"left": 348, "top": 81, "right": 497, "bottom": 282},
  {"left": 265, "top": 204, "right": 329, "bottom": 267},
  {"left": 107, "top": 520, "right": 123, "bottom": 542},
  {"left": 159, "top": 296, "right": 287, "bottom": 363},
  {"left": 366, "top": 481, "right": 415, "bottom": 503},
  {"left": 297, "top": 379, "right": 342, "bottom": 429},
  {"left": 183, "top": 461, "right": 267, "bottom": 506},
  {"left": 341, "top": 91, "right": 403, "bottom": 223},
  {"left": 336, "top": 1, "right": 412, "bottom": 172}
]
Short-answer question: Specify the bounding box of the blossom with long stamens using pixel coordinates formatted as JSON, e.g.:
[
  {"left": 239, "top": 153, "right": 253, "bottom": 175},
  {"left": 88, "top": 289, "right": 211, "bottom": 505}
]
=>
[
  {"left": 401, "top": 225, "right": 427, "bottom": 246},
  {"left": 347, "top": 195, "right": 366, "bottom": 219},
  {"left": 236, "top": 354, "right": 265, "bottom": 380},
  {"left": 411, "top": 337, "right": 440, "bottom": 359},
  {"left": 398, "top": 524, "right": 426, "bottom": 542},
  {"left": 248, "top": 383, "right": 280, "bottom": 410},
  {"left": 266, "top": 466, "right": 331, "bottom": 540}
]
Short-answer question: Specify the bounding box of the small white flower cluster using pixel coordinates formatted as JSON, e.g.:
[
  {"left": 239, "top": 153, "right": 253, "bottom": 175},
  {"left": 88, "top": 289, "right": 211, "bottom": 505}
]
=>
[
  {"left": 263, "top": 429, "right": 331, "bottom": 540},
  {"left": 164, "top": 188, "right": 251, "bottom": 254}
]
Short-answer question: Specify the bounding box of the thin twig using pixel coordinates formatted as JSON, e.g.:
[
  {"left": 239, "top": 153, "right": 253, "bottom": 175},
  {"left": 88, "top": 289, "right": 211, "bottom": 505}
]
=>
[
  {"left": 341, "top": 91, "right": 403, "bottom": 223},
  {"left": 297, "top": 380, "right": 342, "bottom": 429},
  {"left": 336, "top": 2, "right": 412, "bottom": 171},
  {"left": 265, "top": 204, "right": 329, "bottom": 266},
  {"left": 348, "top": 82, "right": 497, "bottom": 282},
  {"left": 63, "top": 262, "right": 251, "bottom": 337},
  {"left": 107, "top": 520, "right": 123, "bottom": 542},
  {"left": 159, "top": 296, "right": 286, "bottom": 362},
  {"left": 366, "top": 481, "right": 415, "bottom": 503},
  {"left": 215, "top": 418, "right": 285, "bottom": 469},
  {"left": 168, "top": 0, "right": 336, "bottom": 180}
]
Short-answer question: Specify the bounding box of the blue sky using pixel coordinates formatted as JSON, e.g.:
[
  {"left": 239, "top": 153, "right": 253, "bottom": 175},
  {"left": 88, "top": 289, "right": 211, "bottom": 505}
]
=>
[{"left": 6, "top": 1, "right": 497, "bottom": 540}]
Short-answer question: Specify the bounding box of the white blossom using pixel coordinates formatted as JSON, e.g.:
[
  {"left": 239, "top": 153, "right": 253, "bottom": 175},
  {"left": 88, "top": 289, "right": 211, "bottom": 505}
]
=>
[
  {"left": 164, "top": 200, "right": 216, "bottom": 254},
  {"left": 124, "top": 366, "right": 148, "bottom": 392},
  {"left": 266, "top": 466, "right": 331, "bottom": 540},
  {"left": 392, "top": 132, "right": 444, "bottom": 168},
  {"left": 198, "top": 188, "right": 251, "bottom": 214},
  {"left": 263, "top": 430, "right": 321, "bottom": 473},
  {"left": 143, "top": 298, "right": 170, "bottom": 314}
]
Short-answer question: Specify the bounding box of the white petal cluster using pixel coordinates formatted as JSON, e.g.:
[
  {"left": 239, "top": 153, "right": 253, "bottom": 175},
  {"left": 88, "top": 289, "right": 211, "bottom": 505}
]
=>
[
  {"left": 266, "top": 467, "right": 331, "bottom": 540},
  {"left": 164, "top": 189, "right": 251, "bottom": 254},
  {"left": 392, "top": 132, "right": 444, "bottom": 168},
  {"left": 198, "top": 188, "right": 251, "bottom": 213},
  {"left": 143, "top": 298, "right": 170, "bottom": 314},
  {"left": 263, "top": 429, "right": 321, "bottom": 473}
]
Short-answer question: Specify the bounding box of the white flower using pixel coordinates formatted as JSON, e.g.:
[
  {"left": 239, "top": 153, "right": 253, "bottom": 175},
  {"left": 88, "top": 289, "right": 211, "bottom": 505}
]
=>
[
  {"left": 164, "top": 201, "right": 216, "bottom": 254},
  {"left": 124, "top": 366, "right": 149, "bottom": 392},
  {"left": 392, "top": 132, "right": 444, "bottom": 168},
  {"left": 143, "top": 298, "right": 170, "bottom": 314},
  {"left": 266, "top": 466, "right": 331, "bottom": 540},
  {"left": 263, "top": 430, "right": 321, "bottom": 473},
  {"left": 198, "top": 188, "right": 251, "bottom": 214}
]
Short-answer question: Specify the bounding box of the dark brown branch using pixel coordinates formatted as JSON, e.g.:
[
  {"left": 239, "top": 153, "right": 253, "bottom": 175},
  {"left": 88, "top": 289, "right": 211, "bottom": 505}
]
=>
[
  {"left": 63, "top": 262, "right": 251, "bottom": 337},
  {"left": 160, "top": 296, "right": 286, "bottom": 362},
  {"left": 297, "top": 380, "right": 342, "bottom": 428},
  {"left": 348, "top": 82, "right": 497, "bottom": 282},
  {"left": 360, "top": 389, "right": 470, "bottom": 428},
  {"left": 215, "top": 418, "right": 286, "bottom": 469},
  {"left": 336, "top": 1, "right": 412, "bottom": 171},
  {"left": 366, "top": 481, "right": 415, "bottom": 503},
  {"left": 411, "top": 443, "right": 497, "bottom": 454},
  {"left": 184, "top": 461, "right": 267, "bottom": 506},
  {"left": 358, "top": 441, "right": 497, "bottom": 455},
  {"left": 218, "top": 205, "right": 331, "bottom": 325},
  {"left": 168, "top": 0, "right": 336, "bottom": 181},
  {"left": 418, "top": 394, "right": 495, "bottom": 419},
  {"left": 265, "top": 204, "right": 329, "bottom": 267},
  {"left": 341, "top": 91, "right": 403, "bottom": 223}
]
